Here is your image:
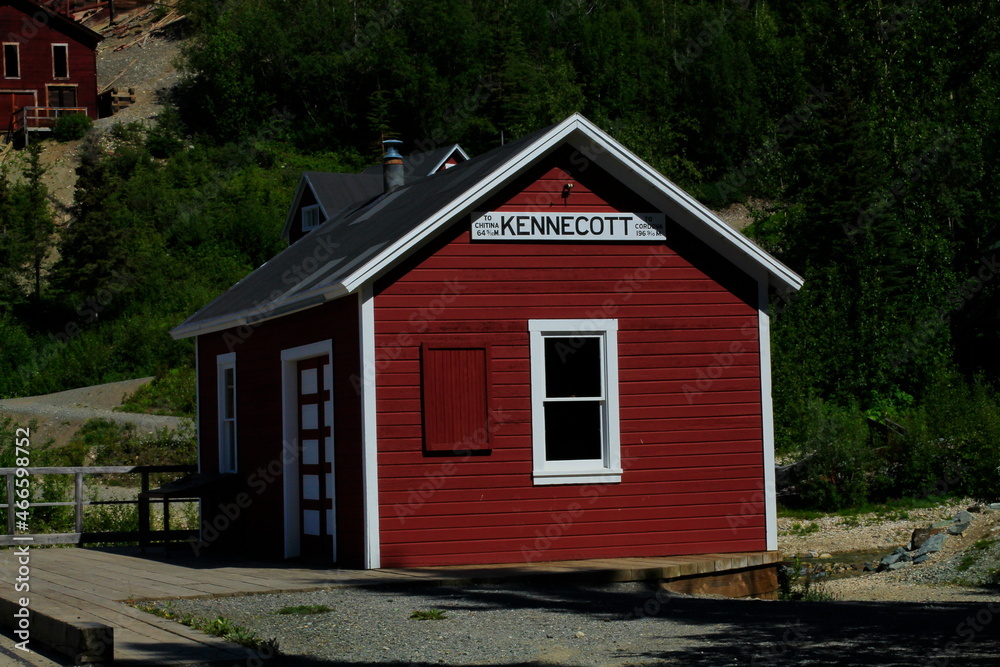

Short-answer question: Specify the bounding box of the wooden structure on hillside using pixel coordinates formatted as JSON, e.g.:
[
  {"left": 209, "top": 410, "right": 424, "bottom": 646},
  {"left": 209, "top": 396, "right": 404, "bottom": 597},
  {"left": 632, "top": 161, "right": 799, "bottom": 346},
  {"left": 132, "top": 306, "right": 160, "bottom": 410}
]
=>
[
  {"left": 1, "top": 0, "right": 102, "bottom": 142},
  {"left": 171, "top": 115, "right": 804, "bottom": 570}
]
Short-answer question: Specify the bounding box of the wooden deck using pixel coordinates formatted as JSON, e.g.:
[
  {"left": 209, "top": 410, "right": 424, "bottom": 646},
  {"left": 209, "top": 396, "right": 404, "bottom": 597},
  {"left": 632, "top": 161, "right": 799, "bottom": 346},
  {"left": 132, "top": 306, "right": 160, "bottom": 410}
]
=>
[{"left": 0, "top": 547, "right": 780, "bottom": 665}]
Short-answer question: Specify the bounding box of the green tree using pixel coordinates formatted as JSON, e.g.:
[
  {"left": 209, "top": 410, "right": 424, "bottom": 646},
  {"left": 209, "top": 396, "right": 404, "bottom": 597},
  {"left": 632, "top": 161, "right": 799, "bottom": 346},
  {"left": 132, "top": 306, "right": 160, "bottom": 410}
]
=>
[{"left": 7, "top": 143, "right": 55, "bottom": 302}]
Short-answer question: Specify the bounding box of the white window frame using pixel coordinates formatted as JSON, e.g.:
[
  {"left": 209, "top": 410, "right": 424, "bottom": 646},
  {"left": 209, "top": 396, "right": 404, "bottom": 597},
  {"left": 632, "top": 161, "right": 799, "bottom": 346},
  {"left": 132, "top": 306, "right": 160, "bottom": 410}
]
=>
[
  {"left": 52, "top": 43, "right": 69, "bottom": 80},
  {"left": 529, "top": 319, "right": 622, "bottom": 485},
  {"left": 3, "top": 43, "right": 20, "bottom": 79},
  {"left": 217, "top": 352, "right": 237, "bottom": 473},
  {"left": 301, "top": 204, "right": 322, "bottom": 232}
]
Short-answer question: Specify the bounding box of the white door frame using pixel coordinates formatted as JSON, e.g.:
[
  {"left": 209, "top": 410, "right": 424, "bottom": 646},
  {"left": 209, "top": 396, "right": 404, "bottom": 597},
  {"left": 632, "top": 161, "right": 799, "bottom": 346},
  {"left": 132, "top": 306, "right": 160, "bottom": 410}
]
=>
[{"left": 281, "top": 339, "right": 334, "bottom": 559}]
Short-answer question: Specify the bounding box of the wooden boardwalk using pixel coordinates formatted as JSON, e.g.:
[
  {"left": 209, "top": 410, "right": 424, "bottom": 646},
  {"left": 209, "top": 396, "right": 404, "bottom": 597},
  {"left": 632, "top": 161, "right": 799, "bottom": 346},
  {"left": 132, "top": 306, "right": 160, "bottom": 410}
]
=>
[{"left": 0, "top": 546, "right": 780, "bottom": 665}]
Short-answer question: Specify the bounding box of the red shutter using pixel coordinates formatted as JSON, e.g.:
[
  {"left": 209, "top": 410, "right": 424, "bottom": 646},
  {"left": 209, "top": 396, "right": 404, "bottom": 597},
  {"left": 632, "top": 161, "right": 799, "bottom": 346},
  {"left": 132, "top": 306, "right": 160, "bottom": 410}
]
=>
[{"left": 421, "top": 345, "right": 491, "bottom": 453}]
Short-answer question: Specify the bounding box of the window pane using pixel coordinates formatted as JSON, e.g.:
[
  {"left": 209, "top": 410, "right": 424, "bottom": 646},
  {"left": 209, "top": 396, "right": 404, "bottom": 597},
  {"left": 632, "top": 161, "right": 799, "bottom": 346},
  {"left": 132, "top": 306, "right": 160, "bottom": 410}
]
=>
[
  {"left": 4, "top": 45, "right": 18, "bottom": 78},
  {"left": 223, "top": 421, "right": 236, "bottom": 470},
  {"left": 544, "top": 337, "right": 601, "bottom": 398},
  {"left": 544, "top": 401, "right": 602, "bottom": 461},
  {"left": 53, "top": 45, "right": 67, "bottom": 78},
  {"left": 223, "top": 368, "right": 235, "bottom": 418}
]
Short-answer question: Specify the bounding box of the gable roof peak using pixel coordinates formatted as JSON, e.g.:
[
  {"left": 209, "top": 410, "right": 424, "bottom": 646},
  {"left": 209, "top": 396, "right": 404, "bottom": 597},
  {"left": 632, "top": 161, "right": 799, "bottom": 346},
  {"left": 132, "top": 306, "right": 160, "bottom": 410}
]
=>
[{"left": 172, "top": 114, "right": 802, "bottom": 340}]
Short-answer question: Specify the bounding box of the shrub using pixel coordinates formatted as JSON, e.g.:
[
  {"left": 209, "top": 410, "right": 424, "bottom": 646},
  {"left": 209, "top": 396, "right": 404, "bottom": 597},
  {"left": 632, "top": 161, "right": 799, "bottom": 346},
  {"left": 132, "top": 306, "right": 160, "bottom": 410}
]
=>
[
  {"left": 792, "top": 398, "right": 874, "bottom": 510},
  {"left": 53, "top": 113, "right": 93, "bottom": 141},
  {"left": 118, "top": 367, "right": 196, "bottom": 417}
]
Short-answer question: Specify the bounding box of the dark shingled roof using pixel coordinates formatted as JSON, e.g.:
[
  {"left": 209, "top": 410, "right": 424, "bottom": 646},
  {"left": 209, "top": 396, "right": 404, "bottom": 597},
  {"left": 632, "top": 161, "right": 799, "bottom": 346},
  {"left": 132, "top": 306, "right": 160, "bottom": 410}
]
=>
[
  {"left": 4, "top": 0, "right": 104, "bottom": 48},
  {"left": 172, "top": 127, "right": 547, "bottom": 337},
  {"left": 303, "top": 172, "right": 383, "bottom": 221}
]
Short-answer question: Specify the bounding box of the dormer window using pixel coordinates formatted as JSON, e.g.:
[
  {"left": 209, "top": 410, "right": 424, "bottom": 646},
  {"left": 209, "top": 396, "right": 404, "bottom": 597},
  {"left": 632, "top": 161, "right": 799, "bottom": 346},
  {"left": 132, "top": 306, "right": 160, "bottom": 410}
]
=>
[{"left": 302, "top": 205, "right": 322, "bottom": 232}]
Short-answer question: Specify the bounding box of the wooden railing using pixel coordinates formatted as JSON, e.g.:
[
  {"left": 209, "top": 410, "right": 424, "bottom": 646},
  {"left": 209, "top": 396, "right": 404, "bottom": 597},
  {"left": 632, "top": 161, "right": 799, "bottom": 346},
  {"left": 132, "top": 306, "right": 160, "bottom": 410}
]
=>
[
  {"left": 11, "top": 106, "right": 90, "bottom": 145},
  {"left": 0, "top": 465, "right": 197, "bottom": 548}
]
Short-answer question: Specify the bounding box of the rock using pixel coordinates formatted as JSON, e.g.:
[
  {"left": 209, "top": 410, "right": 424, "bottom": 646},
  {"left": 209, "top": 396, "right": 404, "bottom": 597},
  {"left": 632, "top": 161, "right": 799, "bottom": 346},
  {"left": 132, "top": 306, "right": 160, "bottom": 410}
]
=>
[
  {"left": 989, "top": 503, "right": 1000, "bottom": 510},
  {"left": 931, "top": 519, "right": 955, "bottom": 529},
  {"left": 888, "top": 561, "right": 912, "bottom": 570},
  {"left": 913, "top": 532, "right": 947, "bottom": 558},
  {"left": 880, "top": 553, "right": 901, "bottom": 566},
  {"left": 913, "top": 553, "right": 930, "bottom": 565},
  {"left": 807, "top": 550, "right": 819, "bottom": 558},
  {"left": 893, "top": 546, "right": 908, "bottom": 556},
  {"left": 910, "top": 527, "right": 942, "bottom": 550},
  {"left": 863, "top": 562, "right": 876, "bottom": 572},
  {"left": 947, "top": 522, "right": 970, "bottom": 535},
  {"left": 896, "top": 550, "right": 912, "bottom": 562},
  {"left": 818, "top": 553, "right": 832, "bottom": 559},
  {"left": 955, "top": 510, "right": 975, "bottom": 524},
  {"left": 574, "top": 631, "right": 585, "bottom": 639}
]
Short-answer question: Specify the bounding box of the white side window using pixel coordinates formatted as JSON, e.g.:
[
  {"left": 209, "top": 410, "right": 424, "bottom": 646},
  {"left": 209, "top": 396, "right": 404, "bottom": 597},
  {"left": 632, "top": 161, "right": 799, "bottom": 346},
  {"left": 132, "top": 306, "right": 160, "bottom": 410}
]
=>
[
  {"left": 301, "top": 205, "right": 322, "bottom": 232},
  {"left": 217, "top": 353, "right": 237, "bottom": 473},
  {"left": 529, "top": 319, "right": 621, "bottom": 485}
]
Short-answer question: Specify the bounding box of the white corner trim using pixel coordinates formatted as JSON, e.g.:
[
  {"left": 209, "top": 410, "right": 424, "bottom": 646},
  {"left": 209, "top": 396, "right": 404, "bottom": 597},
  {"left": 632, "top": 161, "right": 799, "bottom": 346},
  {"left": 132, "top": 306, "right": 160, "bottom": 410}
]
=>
[
  {"left": 280, "top": 339, "right": 333, "bottom": 559},
  {"left": 758, "top": 277, "right": 778, "bottom": 551},
  {"left": 195, "top": 342, "right": 201, "bottom": 474},
  {"left": 358, "top": 285, "right": 380, "bottom": 569}
]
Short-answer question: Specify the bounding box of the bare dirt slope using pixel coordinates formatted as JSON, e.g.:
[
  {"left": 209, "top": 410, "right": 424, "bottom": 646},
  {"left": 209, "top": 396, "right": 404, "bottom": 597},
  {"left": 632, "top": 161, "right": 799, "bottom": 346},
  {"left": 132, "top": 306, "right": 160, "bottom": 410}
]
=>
[{"left": 0, "top": 377, "right": 190, "bottom": 448}]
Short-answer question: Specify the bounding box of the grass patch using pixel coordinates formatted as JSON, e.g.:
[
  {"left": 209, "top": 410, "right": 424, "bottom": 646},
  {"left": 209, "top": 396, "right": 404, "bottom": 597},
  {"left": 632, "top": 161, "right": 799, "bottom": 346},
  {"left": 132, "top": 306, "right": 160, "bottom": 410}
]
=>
[
  {"left": 276, "top": 605, "right": 332, "bottom": 615},
  {"left": 117, "top": 367, "right": 196, "bottom": 418},
  {"left": 410, "top": 609, "right": 447, "bottom": 620},
  {"left": 134, "top": 602, "right": 279, "bottom": 654},
  {"left": 786, "top": 522, "right": 821, "bottom": 536}
]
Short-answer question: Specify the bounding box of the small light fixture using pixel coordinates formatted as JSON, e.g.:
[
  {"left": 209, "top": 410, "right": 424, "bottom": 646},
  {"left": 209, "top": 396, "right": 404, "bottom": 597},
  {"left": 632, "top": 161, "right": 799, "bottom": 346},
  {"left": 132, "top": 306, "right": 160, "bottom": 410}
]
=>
[{"left": 562, "top": 183, "right": 574, "bottom": 198}]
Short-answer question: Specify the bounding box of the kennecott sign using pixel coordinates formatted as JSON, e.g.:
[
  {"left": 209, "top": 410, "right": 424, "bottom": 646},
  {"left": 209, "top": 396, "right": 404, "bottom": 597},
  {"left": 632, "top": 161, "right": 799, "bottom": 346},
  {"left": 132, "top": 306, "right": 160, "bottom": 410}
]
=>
[{"left": 471, "top": 212, "right": 667, "bottom": 241}]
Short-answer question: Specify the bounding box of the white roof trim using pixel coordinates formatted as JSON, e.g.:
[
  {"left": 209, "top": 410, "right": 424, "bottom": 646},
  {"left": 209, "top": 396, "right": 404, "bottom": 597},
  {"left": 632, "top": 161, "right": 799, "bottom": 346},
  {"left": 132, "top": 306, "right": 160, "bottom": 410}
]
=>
[
  {"left": 425, "top": 144, "right": 471, "bottom": 173},
  {"left": 336, "top": 114, "right": 802, "bottom": 296}
]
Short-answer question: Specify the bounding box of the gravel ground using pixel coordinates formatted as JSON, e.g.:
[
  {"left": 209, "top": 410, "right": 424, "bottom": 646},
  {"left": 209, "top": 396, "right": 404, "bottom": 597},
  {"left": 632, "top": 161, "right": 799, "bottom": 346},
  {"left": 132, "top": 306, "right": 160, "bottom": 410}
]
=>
[
  {"left": 146, "top": 580, "right": 1000, "bottom": 666},
  {"left": 136, "top": 503, "right": 1000, "bottom": 665}
]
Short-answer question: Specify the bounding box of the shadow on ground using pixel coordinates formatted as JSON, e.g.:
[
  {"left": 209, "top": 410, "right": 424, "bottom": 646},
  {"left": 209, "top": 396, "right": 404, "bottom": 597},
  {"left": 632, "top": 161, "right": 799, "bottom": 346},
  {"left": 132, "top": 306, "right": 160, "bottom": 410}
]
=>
[{"left": 264, "top": 580, "right": 999, "bottom": 667}]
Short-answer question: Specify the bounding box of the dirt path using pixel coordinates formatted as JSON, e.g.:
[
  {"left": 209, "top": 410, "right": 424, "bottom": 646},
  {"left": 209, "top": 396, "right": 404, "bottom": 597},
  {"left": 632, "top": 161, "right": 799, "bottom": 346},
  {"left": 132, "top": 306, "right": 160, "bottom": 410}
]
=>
[{"left": 0, "top": 378, "right": 191, "bottom": 448}]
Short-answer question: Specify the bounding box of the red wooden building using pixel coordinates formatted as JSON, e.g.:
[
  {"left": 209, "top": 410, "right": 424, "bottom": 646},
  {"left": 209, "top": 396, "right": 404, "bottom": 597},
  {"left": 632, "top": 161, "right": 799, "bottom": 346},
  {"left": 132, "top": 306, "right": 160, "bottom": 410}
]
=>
[
  {"left": 171, "top": 116, "right": 803, "bottom": 569},
  {"left": 1, "top": 0, "right": 101, "bottom": 137}
]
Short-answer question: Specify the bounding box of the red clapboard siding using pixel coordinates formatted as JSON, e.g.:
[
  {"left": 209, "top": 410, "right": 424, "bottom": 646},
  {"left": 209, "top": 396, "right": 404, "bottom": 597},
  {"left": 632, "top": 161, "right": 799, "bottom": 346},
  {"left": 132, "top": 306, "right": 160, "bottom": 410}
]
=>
[
  {"left": 372, "top": 145, "right": 765, "bottom": 567},
  {"left": 197, "top": 297, "right": 365, "bottom": 566},
  {"left": 0, "top": 4, "right": 100, "bottom": 120}
]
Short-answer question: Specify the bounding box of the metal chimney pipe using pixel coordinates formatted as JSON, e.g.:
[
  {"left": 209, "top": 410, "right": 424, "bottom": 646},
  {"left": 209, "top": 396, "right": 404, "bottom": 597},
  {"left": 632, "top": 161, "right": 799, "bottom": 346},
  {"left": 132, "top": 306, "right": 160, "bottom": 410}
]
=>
[{"left": 382, "top": 139, "right": 404, "bottom": 192}]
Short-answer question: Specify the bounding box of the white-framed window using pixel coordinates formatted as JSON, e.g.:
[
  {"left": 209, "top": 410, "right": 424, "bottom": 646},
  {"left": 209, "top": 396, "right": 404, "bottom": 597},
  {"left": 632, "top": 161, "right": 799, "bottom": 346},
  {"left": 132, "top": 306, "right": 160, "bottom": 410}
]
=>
[
  {"left": 217, "top": 352, "right": 237, "bottom": 473},
  {"left": 52, "top": 44, "right": 68, "bottom": 79},
  {"left": 301, "top": 205, "right": 322, "bottom": 232},
  {"left": 529, "top": 319, "right": 622, "bottom": 485},
  {"left": 3, "top": 43, "right": 20, "bottom": 79}
]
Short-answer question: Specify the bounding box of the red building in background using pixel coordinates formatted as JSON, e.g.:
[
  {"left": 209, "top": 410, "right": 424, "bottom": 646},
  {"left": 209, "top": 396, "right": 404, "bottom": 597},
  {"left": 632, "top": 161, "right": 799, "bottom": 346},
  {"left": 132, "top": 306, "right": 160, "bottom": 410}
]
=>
[
  {"left": 1, "top": 0, "right": 102, "bottom": 137},
  {"left": 171, "top": 115, "right": 803, "bottom": 570}
]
